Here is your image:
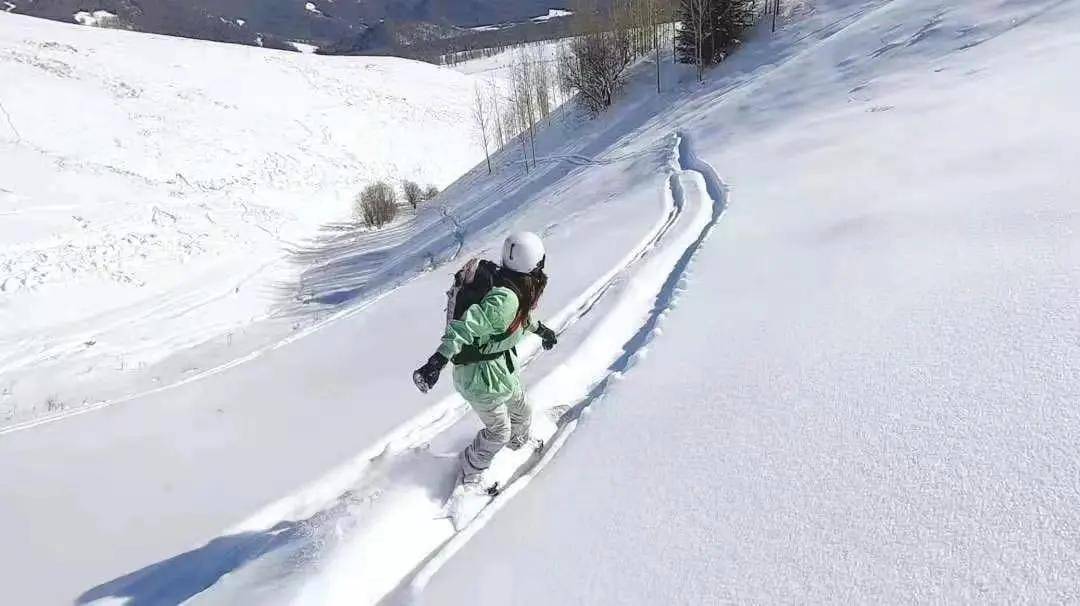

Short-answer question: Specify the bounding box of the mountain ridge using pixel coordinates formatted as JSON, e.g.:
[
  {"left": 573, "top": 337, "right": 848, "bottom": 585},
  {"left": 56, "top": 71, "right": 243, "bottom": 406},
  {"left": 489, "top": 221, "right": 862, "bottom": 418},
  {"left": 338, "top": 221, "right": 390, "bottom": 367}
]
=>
[{"left": 4, "top": 0, "right": 572, "bottom": 54}]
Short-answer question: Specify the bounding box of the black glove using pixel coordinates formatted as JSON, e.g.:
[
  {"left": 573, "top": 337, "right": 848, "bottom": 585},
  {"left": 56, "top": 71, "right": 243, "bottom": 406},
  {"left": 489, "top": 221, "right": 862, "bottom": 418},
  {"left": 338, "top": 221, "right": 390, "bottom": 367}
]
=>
[
  {"left": 534, "top": 322, "right": 557, "bottom": 351},
  {"left": 413, "top": 353, "right": 448, "bottom": 393}
]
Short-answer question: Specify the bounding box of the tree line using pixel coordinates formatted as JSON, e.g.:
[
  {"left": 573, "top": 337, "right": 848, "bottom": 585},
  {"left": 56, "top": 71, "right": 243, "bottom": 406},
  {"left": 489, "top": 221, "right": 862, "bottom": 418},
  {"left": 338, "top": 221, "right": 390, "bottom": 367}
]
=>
[
  {"left": 467, "top": 0, "right": 770, "bottom": 179},
  {"left": 470, "top": 43, "right": 569, "bottom": 177}
]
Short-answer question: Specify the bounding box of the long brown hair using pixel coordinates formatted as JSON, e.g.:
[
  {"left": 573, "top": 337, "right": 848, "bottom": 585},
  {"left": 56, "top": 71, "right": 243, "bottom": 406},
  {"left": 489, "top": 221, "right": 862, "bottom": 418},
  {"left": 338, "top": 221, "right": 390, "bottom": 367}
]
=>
[{"left": 501, "top": 269, "right": 547, "bottom": 333}]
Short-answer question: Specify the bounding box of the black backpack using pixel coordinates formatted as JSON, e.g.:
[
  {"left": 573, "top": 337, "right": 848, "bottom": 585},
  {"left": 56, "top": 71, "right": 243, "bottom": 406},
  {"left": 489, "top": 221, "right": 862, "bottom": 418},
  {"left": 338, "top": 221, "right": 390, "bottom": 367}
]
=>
[
  {"left": 445, "top": 258, "right": 520, "bottom": 367},
  {"left": 446, "top": 258, "right": 501, "bottom": 326}
]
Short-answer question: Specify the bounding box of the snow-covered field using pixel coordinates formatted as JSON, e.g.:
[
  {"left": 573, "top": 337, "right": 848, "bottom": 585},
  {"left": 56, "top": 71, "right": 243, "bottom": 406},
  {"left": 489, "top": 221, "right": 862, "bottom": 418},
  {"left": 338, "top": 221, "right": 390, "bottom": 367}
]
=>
[
  {"left": 447, "top": 38, "right": 566, "bottom": 80},
  {"left": 0, "top": 12, "right": 488, "bottom": 427},
  {"left": 2, "top": 0, "right": 1079, "bottom": 603}
]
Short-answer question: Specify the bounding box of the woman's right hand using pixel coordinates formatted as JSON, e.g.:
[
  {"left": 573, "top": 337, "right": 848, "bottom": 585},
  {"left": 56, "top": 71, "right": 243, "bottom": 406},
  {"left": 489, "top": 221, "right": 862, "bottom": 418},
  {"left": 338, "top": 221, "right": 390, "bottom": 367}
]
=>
[{"left": 413, "top": 353, "right": 448, "bottom": 393}]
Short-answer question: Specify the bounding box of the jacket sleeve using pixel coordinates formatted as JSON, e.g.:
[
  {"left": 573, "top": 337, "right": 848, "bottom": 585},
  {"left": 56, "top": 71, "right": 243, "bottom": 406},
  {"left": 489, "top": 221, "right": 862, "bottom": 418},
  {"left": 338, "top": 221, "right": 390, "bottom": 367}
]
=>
[{"left": 437, "top": 288, "right": 518, "bottom": 360}]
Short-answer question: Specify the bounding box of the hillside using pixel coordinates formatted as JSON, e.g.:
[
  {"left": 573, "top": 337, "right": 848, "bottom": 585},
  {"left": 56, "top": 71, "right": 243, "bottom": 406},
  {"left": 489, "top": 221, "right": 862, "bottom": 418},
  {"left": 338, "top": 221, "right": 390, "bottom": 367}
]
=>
[
  {"left": 2, "top": 0, "right": 573, "bottom": 53},
  {"left": 0, "top": 11, "right": 488, "bottom": 427}
]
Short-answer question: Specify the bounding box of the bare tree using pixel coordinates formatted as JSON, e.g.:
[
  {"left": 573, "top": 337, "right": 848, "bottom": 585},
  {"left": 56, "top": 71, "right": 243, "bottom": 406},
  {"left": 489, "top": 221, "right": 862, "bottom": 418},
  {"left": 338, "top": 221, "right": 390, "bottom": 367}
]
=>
[
  {"left": 555, "top": 43, "right": 576, "bottom": 105},
  {"left": 471, "top": 84, "right": 494, "bottom": 175},
  {"left": 355, "top": 181, "right": 399, "bottom": 229},
  {"left": 532, "top": 46, "right": 553, "bottom": 122},
  {"left": 558, "top": 29, "right": 632, "bottom": 114},
  {"left": 616, "top": 0, "right": 673, "bottom": 94},
  {"left": 504, "top": 101, "right": 530, "bottom": 174},
  {"left": 648, "top": 0, "right": 670, "bottom": 93},
  {"left": 423, "top": 185, "right": 440, "bottom": 200},
  {"left": 401, "top": 179, "right": 424, "bottom": 209},
  {"left": 511, "top": 50, "right": 539, "bottom": 168},
  {"left": 690, "top": 0, "right": 710, "bottom": 81},
  {"left": 487, "top": 74, "right": 507, "bottom": 148}
]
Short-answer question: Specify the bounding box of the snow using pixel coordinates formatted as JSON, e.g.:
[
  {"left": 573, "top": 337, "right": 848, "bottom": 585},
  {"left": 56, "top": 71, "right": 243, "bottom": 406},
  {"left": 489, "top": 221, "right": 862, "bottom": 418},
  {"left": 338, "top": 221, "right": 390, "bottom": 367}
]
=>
[
  {"left": 72, "top": 10, "right": 118, "bottom": 27},
  {"left": 471, "top": 8, "right": 574, "bottom": 31},
  {"left": 304, "top": 2, "right": 320, "bottom": 15},
  {"left": 446, "top": 38, "right": 568, "bottom": 98},
  {"left": 3, "top": 2, "right": 15, "bottom": 13},
  {"left": 532, "top": 9, "right": 574, "bottom": 22},
  {"left": 3, "top": 0, "right": 1079, "bottom": 604},
  {"left": 236, "top": 19, "right": 245, "bottom": 27},
  {"left": 0, "top": 12, "right": 490, "bottom": 428},
  {"left": 290, "top": 41, "right": 318, "bottom": 53}
]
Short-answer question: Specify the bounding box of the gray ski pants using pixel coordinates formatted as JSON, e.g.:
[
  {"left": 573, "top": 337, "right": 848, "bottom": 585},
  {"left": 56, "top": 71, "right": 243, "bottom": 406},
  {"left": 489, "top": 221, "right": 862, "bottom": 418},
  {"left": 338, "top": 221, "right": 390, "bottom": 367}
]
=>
[{"left": 461, "top": 385, "right": 532, "bottom": 481}]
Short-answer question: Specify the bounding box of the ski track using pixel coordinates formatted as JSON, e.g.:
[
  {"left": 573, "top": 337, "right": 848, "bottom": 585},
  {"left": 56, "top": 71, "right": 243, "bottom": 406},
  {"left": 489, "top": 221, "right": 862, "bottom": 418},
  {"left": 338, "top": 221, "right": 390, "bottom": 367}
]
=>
[{"left": 166, "top": 132, "right": 728, "bottom": 606}]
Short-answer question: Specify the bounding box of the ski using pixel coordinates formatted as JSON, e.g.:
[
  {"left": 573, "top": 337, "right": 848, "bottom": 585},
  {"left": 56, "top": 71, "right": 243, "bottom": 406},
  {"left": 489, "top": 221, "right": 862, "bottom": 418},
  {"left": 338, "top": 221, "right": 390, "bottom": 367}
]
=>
[{"left": 442, "top": 404, "right": 573, "bottom": 530}]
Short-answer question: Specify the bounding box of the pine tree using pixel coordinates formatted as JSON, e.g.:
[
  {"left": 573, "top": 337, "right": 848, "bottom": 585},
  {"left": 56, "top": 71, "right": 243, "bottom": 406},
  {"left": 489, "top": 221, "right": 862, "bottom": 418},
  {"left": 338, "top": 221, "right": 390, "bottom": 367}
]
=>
[
  {"left": 711, "top": 0, "right": 758, "bottom": 58},
  {"left": 676, "top": 0, "right": 758, "bottom": 74},
  {"left": 675, "top": 0, "right": 710, "bottom": 68}
]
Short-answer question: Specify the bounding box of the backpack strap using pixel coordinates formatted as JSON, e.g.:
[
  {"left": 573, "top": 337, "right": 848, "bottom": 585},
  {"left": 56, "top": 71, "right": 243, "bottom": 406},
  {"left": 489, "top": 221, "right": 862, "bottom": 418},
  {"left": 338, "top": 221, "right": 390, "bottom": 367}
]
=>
[
  {"left": 452, "top": 325, "right": 515, "bottom": 365},
  {"left": 452, "top": 346, "right": 516, "bottom": 371}
]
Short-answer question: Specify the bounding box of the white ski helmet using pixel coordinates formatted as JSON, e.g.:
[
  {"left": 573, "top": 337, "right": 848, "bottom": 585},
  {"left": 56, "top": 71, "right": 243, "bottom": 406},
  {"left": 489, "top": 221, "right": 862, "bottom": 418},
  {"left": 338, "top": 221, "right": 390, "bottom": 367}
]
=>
[{"left": 501, "top": 231, "right": 546, "bottom": 274}]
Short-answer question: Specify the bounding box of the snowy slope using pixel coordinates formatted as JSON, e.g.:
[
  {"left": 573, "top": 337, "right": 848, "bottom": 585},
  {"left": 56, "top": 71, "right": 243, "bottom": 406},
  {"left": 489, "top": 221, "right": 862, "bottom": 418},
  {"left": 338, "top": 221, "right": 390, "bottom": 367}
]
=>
[
  {"left": 139, "top": 0, "right": 1078, "bottom": 603},
  {"left": 416, "top": 0, "right": 1080, "bottom": 603},
  {"left": 0, "top": 13, "right": 670, "bottom": 605},
  {"left": 3, "top": 0, "right": 1079, "bottom": 604},
  {"left": 0, "top": 12, "right": 486, "bottom": 426}
]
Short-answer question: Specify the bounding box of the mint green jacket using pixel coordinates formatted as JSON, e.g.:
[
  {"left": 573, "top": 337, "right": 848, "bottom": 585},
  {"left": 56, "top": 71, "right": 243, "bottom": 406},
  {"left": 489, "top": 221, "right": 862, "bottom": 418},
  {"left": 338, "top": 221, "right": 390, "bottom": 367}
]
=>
[{"left": 437, "top": 286, "right": 538, "bottom": 405}]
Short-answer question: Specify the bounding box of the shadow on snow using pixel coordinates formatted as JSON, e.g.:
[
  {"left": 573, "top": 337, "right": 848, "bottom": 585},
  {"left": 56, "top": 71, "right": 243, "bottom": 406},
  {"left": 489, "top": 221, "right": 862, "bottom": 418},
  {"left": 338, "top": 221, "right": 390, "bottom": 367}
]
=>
[
  {"left": 77, "top": 447, "right": 458, "bottom": 605},
  {"left": 76, "top": 521, "right": 308, "bottom": 606}
]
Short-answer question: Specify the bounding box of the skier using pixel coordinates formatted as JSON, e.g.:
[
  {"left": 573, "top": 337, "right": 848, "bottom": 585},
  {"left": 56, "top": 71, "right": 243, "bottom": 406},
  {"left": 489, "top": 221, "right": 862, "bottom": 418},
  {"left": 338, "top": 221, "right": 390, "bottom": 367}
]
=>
[{"left": 412, "top": 231, "right": 558, "bottom": 490}]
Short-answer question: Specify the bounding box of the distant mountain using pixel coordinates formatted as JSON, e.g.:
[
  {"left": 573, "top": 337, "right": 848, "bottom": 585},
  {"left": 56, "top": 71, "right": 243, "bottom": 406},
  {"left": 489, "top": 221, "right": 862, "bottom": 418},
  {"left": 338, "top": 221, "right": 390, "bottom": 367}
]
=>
[{"left": 4, "top": 0, "right": 572, "bottom": 55}]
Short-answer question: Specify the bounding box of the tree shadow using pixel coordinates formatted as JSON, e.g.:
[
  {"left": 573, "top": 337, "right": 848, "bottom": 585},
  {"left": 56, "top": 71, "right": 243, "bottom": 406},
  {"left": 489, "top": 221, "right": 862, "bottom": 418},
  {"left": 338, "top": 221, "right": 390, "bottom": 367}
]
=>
[{"left": 275, "top": 209, "right": 464, "bottom": 318}]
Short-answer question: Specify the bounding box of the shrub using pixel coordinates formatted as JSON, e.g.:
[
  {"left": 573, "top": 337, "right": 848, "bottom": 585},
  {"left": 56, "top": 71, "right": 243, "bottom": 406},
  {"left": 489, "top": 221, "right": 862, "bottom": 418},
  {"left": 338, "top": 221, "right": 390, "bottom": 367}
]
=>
[
  {"left": 355, "top": 181, "right": 399, "bottom": 229},
  {"left": 423, "top": 185, "right": 440, "bottom": 201},
  {"left": 557, "top": 30, "right": 632, "bottom": 115}
]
